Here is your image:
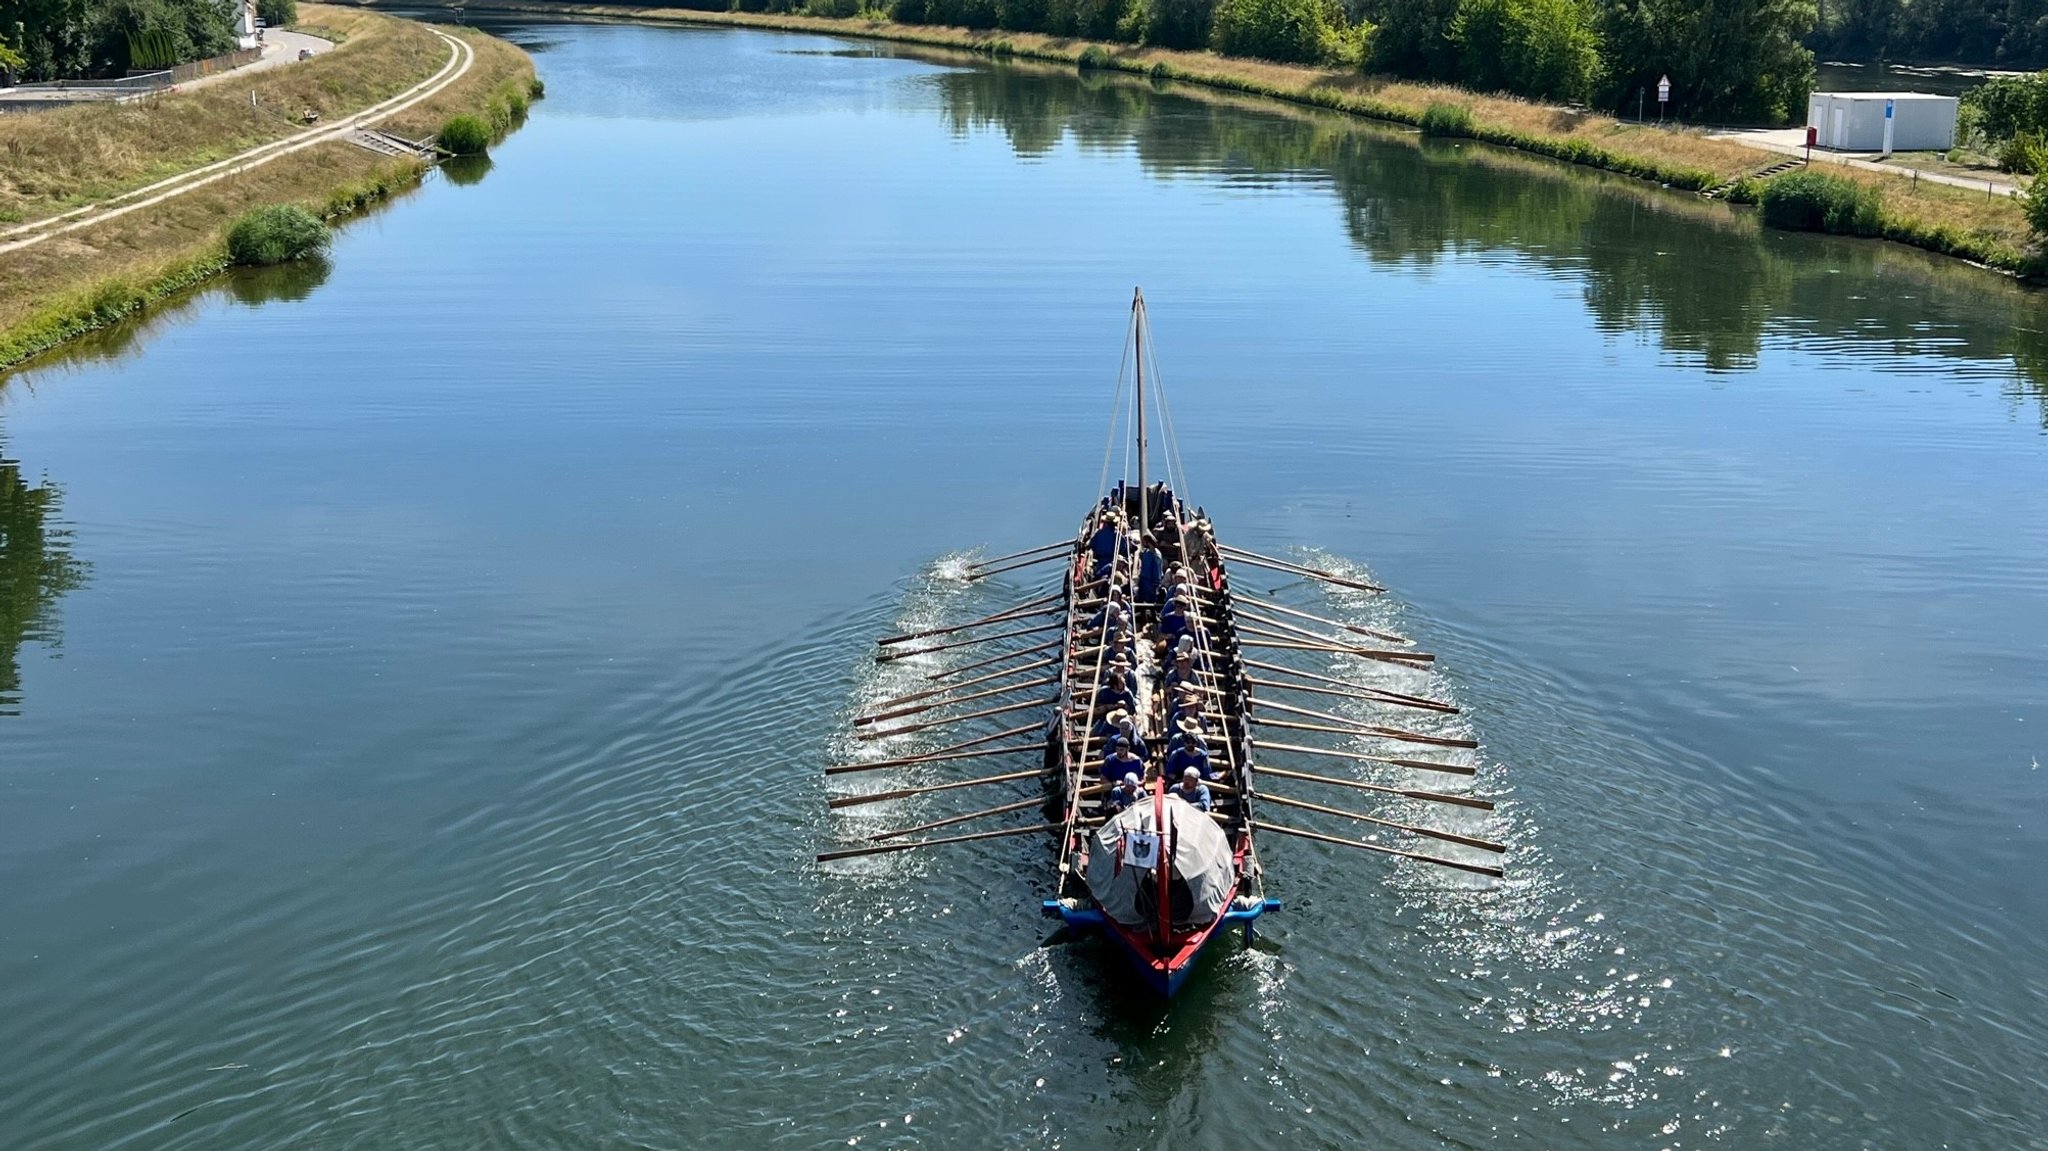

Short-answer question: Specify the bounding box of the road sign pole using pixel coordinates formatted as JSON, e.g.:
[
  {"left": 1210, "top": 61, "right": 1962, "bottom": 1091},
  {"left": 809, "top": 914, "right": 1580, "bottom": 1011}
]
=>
[
  {"left": 1657, "top": 74, "right": 1671, "bottom": 127},
  {"left": 1882, "top": 98, "right": 1896, "bottom": 157}
]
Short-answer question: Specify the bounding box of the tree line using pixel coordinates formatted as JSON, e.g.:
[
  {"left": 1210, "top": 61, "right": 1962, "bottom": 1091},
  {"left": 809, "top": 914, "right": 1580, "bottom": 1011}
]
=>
[
  {"left": 1812, "top": 0, "right": 2048, "bottom": 69},
  {"left": 0, "top": 0, "right": 297, "bottom": 82},
  {"left": 745, "top": 0, "right": 1814, "bottom": 122}
]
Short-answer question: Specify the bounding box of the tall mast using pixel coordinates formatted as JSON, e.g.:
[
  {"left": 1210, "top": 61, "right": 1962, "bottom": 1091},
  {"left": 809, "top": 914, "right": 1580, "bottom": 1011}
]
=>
[{"left": 1133, "top": 288, "right": 1147, "bottom": 532}]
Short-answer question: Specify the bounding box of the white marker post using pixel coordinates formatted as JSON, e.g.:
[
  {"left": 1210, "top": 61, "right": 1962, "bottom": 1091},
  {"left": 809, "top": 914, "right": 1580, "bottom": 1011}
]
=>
[
  {"left": 1882, "top": 97, "right": 1896, "bottom": 157},
  {"left": 1657, "top": 74, "right": 1671, "bottom": 125}
]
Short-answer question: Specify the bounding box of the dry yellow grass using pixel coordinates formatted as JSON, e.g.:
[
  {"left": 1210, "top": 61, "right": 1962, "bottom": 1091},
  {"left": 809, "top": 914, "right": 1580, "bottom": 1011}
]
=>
[
  {"left": 1821, "top": 164, "right": 2035, "bottom": 266},
  {"left": 0, "top": 5, "right": 443, "bottom": 224},
  {"left": 0, "top": 18, "right": 536, "bottom": 366}
]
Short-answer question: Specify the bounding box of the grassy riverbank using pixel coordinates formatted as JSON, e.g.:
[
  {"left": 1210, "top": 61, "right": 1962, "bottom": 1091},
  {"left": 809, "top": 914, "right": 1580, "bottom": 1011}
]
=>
[
  {"left": 0, "top": 6, "right": 539, "bottom": 371},
  {"left": 462, "top": 2, "right": 2039, "bottom": 277}
]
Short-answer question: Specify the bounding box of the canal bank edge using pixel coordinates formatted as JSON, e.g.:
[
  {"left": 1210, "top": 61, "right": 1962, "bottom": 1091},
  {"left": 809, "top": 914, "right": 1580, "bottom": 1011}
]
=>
[
  {"left": 0, "top": 10, "right": 541, "bottom": 373},
  {"left": 441, "top": 2, "right": 2040, "bottom": 280}
]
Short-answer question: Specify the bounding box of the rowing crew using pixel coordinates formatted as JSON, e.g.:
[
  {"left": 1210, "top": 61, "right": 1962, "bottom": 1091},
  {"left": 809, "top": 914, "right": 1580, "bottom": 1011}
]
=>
[{"left": 1103, "top": 766, "right": 1213, "bottom": 814}]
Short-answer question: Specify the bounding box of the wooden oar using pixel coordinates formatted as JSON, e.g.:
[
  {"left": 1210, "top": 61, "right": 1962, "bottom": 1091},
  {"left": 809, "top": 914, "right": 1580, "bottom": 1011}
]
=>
[
  {"left": 1218, "top": 547, "right": 1386, "bottom": 594},
  {"left": 1253, "top": 820, "right": 1502, "bottom": 878},
  {"left": 1235, "top": 613, "right": 1409, "bottom": 658},
  {"left": 817, "top": 822, "right": 1061, "bottom": 863},
  {"left": 828, "top": 723, "right": 1041, "bottom": 774},
  {"left": 1256, "top": 793, "right": 1503, "bottom": 853},
  {"left": 1248, "top": 675, "right": 1452, "bottom": 715},
  {"left": 854, "top": 674, "right": 1059, "bottom": 727},
  {"left": 867, "top": 797, "right": 1045, "bottom": 841},
  {"left": 1252, "top": 763, "right": 1493, "bottom": 811},
  {"left": 876, "top": 595, "right": 1062, "bottom": 646},
  {"left": 1253, "top": 699, "right": 1477, "bottom": 748},
  {"left": 1242, "top": 658, "right": 1454, "bottom": 712},
  {"left": 968, "top": 541, "right": 1070, "bottom": 570},
  {"left": 867, "top": 657, "right": 1057, "bottom": 712},
  {"left": 1253, "top": 714, "right": 1478, "bottom": 751},
  {"left": 825, "top": 742, "right": 1041, "bottom": 777},
  {"left": 969, "top": 551, "right": 1068, "bottom": 580},
  {"left": 828, "top": 767, "right": 1041, "bottom": 809},
  {"left": 1242, "top": 638, "right": 1434, "bottom": 666},
  {"left": 858, "top": 695, "right": 1055, "bottom": 740},
  {"left": 1231, "top": 596, "right": 1410, "bottom": 645},
  {"left": 926, "top": 639, "right": 1063, "bottom": 682},
  {"left": 1251, "top": 737, "right": 1473, "bottom": 777},
  {"left": 878, "top": 620, "right": 1064, "bottom": 663}
]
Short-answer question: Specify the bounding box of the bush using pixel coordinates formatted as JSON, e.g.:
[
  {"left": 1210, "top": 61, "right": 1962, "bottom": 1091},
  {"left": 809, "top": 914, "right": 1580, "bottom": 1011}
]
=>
[
  {"left": 1209, "top": 0, "right": 1349, "bottom": 64},
  {"left": 1723, "top": 176, "right": 1765, "bottom": 204},
  {"left": 438, "top": 114, "right": 491, "bottom": 156},
  {"left": 2026, "top": 175, "right": 2048, "bottom": 239},
  {"left": 1759, "top": 170, "right": 1883, "bottom": 236},
  {"left": 1418, "top": 101, "right": 1474, "bottom": 136},
  {"left": 1451, "top": 0, "right": 1599, "bottom": 103},
  {"left": 225, "top": 205, "right": 330, "bottom": 266},
  {"left": 1999, "top": 130, "right": 2048, "bottom": 175},
  {"left": 257, "top": 0, "right": 298, "bottom": 26},
  {"left": 1078, "top": 44, "right": 1114, "bottom": 68}
]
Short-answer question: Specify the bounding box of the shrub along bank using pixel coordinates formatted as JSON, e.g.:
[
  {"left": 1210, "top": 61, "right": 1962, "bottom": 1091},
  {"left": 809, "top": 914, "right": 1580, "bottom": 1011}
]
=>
[{"left": 1742, "top": 167, "right": 2037, "bottom": 275}]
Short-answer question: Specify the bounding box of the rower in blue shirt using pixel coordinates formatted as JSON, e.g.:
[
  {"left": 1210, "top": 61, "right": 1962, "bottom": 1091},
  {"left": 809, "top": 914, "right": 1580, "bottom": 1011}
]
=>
[
  {"left": 1105, "top": 772, "right": 1143, "bottom": 814},
  {"left": 1137, "top": 536, "right": 1164, "bottom": 604},
  {"left": 1102, "top": 741, "right": 1144, "bottom": 785},
  {"left": 1172, "top": 767, "right": 1213, "bottom": 812},
  {"left": 1165, "top": 735, "right": 1212, "bottom": 781},
  {"left": 1095, "top": 670, "right": 1136, "bottom": 715},
  {"left": 1088, "top": 515, "right": 1123, "bottom": 579}
]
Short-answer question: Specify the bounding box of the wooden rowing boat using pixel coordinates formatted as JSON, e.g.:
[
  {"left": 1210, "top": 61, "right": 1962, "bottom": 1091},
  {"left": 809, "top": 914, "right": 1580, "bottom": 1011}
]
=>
[
  {"left": 819, "top": 289, "right": 1503, "bottom": 999},
  {"left": 1039, "top": 473, "right": 1277, "bottom": 996}
]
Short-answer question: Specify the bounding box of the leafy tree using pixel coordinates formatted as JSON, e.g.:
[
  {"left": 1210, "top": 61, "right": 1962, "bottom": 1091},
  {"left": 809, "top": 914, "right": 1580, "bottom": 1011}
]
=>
[
  {"left": 1453, "top": 0, "right": 1601, "bottom": 102},
  {"left": 257, "top": 0, "right": 295, "bottom": 26},
  {"left": 1210, "top": 0, "right": 1353, "bottom": 61},
  {"left": 1366, "top": 0, "right": 1461, "bottom": 78},
  {"left": 0, "top": 0, "right": 236, "bottom": 78},
  {"left": 1598, "top": 0, "right": 1815, "bottom": 122}
]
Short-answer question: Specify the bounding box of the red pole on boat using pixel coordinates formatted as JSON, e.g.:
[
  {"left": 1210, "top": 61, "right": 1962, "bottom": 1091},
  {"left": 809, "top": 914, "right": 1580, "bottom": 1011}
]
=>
[{"left": 1154, "top": 774, "right": 1171, "bottom": 954}]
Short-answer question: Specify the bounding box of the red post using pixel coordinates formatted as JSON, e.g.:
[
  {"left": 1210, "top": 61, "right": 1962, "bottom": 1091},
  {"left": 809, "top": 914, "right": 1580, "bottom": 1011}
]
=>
[
  {"left": 1154, "top": 777, "right": 1172, "bottom": 951},
  {"left": 1805, "top": 124, "right": 1817, "bottom": 164}
]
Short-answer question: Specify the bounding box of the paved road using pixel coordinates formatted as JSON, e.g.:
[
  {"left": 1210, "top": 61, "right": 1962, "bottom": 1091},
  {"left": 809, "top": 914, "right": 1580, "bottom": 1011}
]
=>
[
  {"left": 177, "top": 30, "right": 337, "bottom": 93},
  {"left": 1709, "top": 125, "right": 2024, "bottom": 197}
]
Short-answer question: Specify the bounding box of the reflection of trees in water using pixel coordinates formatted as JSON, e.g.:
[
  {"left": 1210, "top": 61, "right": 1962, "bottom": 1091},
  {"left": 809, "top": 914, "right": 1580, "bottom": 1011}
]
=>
[
  {"left": 224, "top": 257, "right": 334, "bottom": 308},
  {"left": 0, "top": 440, "right": 88, "bottom": 714},
  {"left": 931, "top": 63, "right": 2048, "bottom": 411},
  {"left": 440, "top": 155, "right": 495, "bottom": 188}
]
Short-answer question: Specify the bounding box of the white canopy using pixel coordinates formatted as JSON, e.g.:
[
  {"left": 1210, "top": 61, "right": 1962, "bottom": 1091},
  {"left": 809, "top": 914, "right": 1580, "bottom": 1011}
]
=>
[{"left": 1084, "top": 793, "right": 1234, "bottom": 930}]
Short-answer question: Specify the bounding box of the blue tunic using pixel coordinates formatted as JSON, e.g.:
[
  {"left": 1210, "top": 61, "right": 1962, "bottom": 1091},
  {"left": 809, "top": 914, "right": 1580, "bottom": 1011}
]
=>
[
  {"left": 1137, "top": 549, "right": 1164, "bottom": 602},
  {"left": 1166, "top": 744, "right": 1212, "bottom": 780},
  {"left": 1173, "top": 781, "right": 1213, "bottom": 812},
  {"left": 1088, "top": 524, "right": 1121, "bottom": 573}
]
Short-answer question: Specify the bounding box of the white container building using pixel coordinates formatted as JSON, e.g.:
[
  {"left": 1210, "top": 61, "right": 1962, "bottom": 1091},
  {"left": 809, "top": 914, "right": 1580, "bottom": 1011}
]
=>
[{"left": 1806, "top": 92, "right": 1958, "bottom": 152}]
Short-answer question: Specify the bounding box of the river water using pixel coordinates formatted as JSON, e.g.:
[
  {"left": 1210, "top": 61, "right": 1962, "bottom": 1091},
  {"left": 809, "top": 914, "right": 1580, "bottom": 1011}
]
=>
[{"left": 3, "top": 21, "right": 2045, "bottom": 1150}]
